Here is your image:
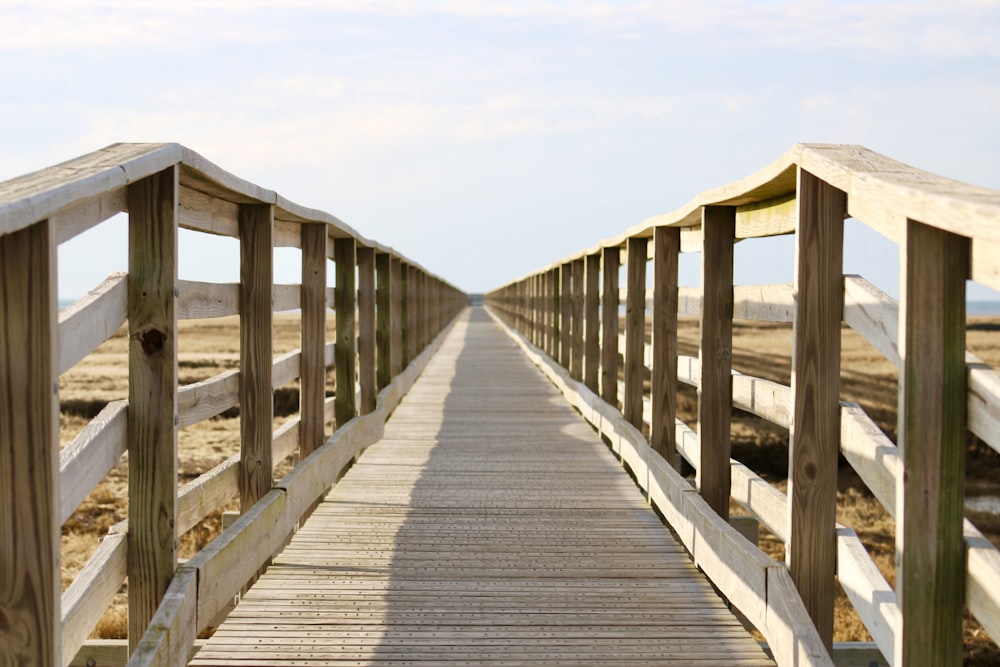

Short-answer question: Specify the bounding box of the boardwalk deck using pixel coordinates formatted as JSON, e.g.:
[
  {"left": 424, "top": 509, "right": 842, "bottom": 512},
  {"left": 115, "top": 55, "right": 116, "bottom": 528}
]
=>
[{"left": 190, "top": 308, "right": 774, "bottom": 666}]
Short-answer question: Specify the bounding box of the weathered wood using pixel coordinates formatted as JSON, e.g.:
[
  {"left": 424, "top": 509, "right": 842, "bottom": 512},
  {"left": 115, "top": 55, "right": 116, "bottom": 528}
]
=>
[
  {"left": 404, "top": 263, "right": 416, "bottom": 367},
  {"left": 58, "top": 272, "right": 127, "bottom": 374},
  {"left": 570, "top": 258, "right": 585, "bottom": 381},
  {"left": 127, "top": 167, "right": 179, "bottom": 651},
  {"left": 376, "top": 252, "right": 392, "bottom": 389},
  {"left": 335, "top": 238, "right": 358, "bottom": 427},
  {"left": 239, "top": 203, "right": 274, "bottom": 512},
  {"left": 559, "top": 263, "right": 572, "bottom": 369},
  {"left": 272, "top": 283, "right": 301, "bottom": 312},
  {"left": 128, "top": 568, "right": 199, "bottom": 667},
  {"left": 390, "top": 257, "right": 404, "bottom": 376},
  {"left": 787, "top": 169, "right": 845, "bottom": 651},
  {"left": 358, "top": 246, "right": 377, "bottom": 414},
  {"left": 272, "top": 350, "right": 302, "bottom": 389},
  {"left": 53, "top": 187, "right": 127, "bottom": 244},
  {"left": 176, "top": 280, "right": 239, "bottom": 319},
  {"left": 896, "top": 219, "right": 969, "bottom": 667},
  {"left": 697, "top": 206, "right": 734, "bottom": 519},
  {"left": 0, "top": 218, "right": 60, "bottom": 667},
  {"left": 177, "top": 454, "right": 240, "bottom": 536},
  {"left": 178, "top": 184, "right": 240, "bottom": 238},
  {"left": 178, "top": 369, "right": 239, "bottom": 428},
  {"left": 61, "top": 532, "right": 127, "bottom": 666},
  {"left": 301, "top": 223, "right": 328, "bottom": 459},
  {"left": 60, "top": 400, "right": 128, "bottom": 523},
  {"left": 601, "top": 247, "right": 620, "bottom": 406},
  {"left": 272, "top": 417, "right": 301, "bottom": 468},
  {"left": 624, "top": 238, "right": 647, "bottom": 430},
  {"left": 584, "top": 253, "right": 601, "bottom": 392},
  {"left": 651, "top": 226, "right": 679, "bottom": 464}
]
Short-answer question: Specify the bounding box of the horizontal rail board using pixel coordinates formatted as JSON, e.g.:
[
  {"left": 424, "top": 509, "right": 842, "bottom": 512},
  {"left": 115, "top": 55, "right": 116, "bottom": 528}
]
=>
[
  {"left": 60, "top": 401, "right": 127, "bottom": 525},
  {"left": 177, "top": 281, "right": 239, "bottom": 319},
  {"left": 61, "top": 531, "right": 127, "bottom": 667},
  {"left": 58, "top": 273, "right": 127, "bottom": 375}
]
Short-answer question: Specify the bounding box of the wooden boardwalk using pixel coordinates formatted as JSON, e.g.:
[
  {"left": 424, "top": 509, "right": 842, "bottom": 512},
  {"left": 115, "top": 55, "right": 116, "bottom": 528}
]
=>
[{"left": 190, "top": 308, "right": 774, "bottom": 666}]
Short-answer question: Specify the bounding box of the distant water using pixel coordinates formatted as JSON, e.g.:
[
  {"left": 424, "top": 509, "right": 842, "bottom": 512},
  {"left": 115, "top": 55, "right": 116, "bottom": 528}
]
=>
[{"left": 969, "top": 301, "right": 1000, "bottom": 316}]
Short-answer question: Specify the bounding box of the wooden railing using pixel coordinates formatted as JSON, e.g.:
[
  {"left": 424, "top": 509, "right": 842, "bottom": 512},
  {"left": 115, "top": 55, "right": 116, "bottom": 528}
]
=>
[
  {"left": 0, "top": 143, "right": 465, "bottom": 666},
  {"left": 486, "top": 144, "right": 1000, "bottom": 667}
]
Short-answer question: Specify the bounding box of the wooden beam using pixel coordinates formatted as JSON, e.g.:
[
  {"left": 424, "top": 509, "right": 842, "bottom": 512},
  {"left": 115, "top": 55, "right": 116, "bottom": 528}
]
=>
[
  {"left": 652, "top": 226, "right": 680, "bottom": 465},
  {"left": 406, "top": 264, "right": 417, "bottom": 366},
  {"left": 376, "top": 252, "right": 392, "bottom": 389},
  {"left": 0, "top": 218, "right": 60, "bottom": 666},
  {"left": 357, "top": 246, "right": 376, "bottom": 414},
  {"left": 601, "top": 247, "right": 620, "bottom": 407},
  {"left": 787, "top": 169, "right": 845, "bottom": 651},
  {"left": 624, "top": 237, "right": 647, "bottom": 429},
  {"left": 559, "top": 264, "right": 572, "bottom": 369},
  {"left": 335, "top": 238, "right": 357, "bottom": 427},
  {"left": 300, "top": 223, "right": 326, "bottom": 461},
  {"left": 390, "top": 257, "right": 403, "bottom": 376},
  {"left": 896, "top": 219, "right": 969, "bottom": 666},
  {"left": 571, "top": 259, "right": 585, "bottom": 381},
  {"left": 127, "top": 167, "right": 179, "bottom": 650},
  {"left": 698, "top": 206, "right": 734, "bottom": 519},
  {"left": 584, "top": 253, "right": 601, "bottom": 392}
]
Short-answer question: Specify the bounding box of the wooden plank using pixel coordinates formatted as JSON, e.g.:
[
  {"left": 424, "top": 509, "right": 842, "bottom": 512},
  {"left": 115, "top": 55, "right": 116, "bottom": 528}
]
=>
[
  {"left": 176, "top": 280, "right": 239, "bottom": 319},
  {"left": 335, "top": 238, "right": 358, "bottom": 427},
  {"left": 177, "top": 369, "right": 239, "bottom": 429},
  {"left": 358, "top": 246, "right": 377, "bottom": 414},
  {"left": 787, "top": 169, "right": 845, "bottom": 651},
  {"left": 60, "top": 400, "right": 128, "bottom": 524},
  {"left": 390, "top": 257, "right": 403, "bottom": 376},
  {"left": 376, "top": 252, "right": 392, "bottom": 389},
  {"left": 559, "top": 263, "right": 572, "bottom": 369},
  {"left": 301, "top": 223, "right": 328, "bottom": 459},
  {"left": 570, "top": 258, "right": 585, "bottom": 381},
  {"left": 177, "top": 454, "right": 240, "bottom": 536},
  {"left": 178, "top": 184, "right": 240, "bottom": 237},
  {"left": 624, "top": 238, "right": 647, "bottom": 429},
  {"left": 601, "top": 247, "right": 620, "bottom": 406},
  {"left": 735, "top": 193, "right": 797, "bottom": 239},
  {"left": 0, "top": 218, "right": 60, "bottom": 667},
  {"left": 273, "top": 417, "right": 301, "bottom": 467},
  {"left": 239, "top": 203, "right": 274, "bottom": 512},
  {"left": 61, "top": 532, "right": 127, "bottom": 666},
  {"left": 53, "top": 187, "right": 127, "bottom": 244},
  {"left": 58, "top": 272, "right": 127, "bottom": 374},
  {"left": 272, "top": 350, "right": 301, "bottom": 389},
  {"left": 896, "top": 219, "right": 968, "bottom": 666},
  {"left": 126, "top": 167, "right": 179, "bottom": 650},
  {"left": 652, "top": 226, "right": 679, "bottom": 464},
  {"left": 404, "top": 263, "right": 416, "bottom": 368},
  {"left": 697, "top": 206, "right": 734, "bottom": 519},
  {"left": 584, "top": 253, "right": 601, "bottom": 392},
  {"left": 128, "top": 568, "right": 198, "bottom": 667},
  {"left": 272, "top": 282, "right": 300, "bottom": 312}
]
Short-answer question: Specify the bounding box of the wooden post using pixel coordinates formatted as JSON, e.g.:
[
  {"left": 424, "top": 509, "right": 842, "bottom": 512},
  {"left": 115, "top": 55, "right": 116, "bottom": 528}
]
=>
[
  {"left": 584, "top": 253, "right": 601, "bottom": 392},
  {"left": 652, "top": 226, "right": 680, "bottom": 465},
  {"left": 126, "top": 167, "right": 179, "bottom": 649},
  {"left": 376, "top": 252, "right": 392, "bottom": 389},
  {"left": 787, "top": 170, "right": 845, "bottom": 650},
  {"left": 624, "top": 238, "right": 647, "bottom": 429},
  {"left": 571, "top": 259, "right": 585, "bottom": 381},
  {"left": 601, "top": 247, "right": 620, "bottom": 406},
  {"left": 0, "top": 219, "right": 60, "bottom": 665},
  {"left": 390, "top": 257, "right": 403, "bottom": 375},
  {"left": 357, "top": 246, "right": 376, "bottom": 414},
  {"left": 550, "top": 268, "right": 560, "bottom": 359},
  {"left": 697, "top": 207, "right": 734, "bottom": 518},
  {"left": 407, "top": 265, "right": 418, "bottom": 362},
  {"left": 896, "top": 220, "right": 969, "bottom": 666},
  {"left": 335, "top": 238, "right": 357, "bottom": 427},
  {"left": 560, "top": 263, "right": 572, "bottom": 369},
  {"left": 400, "top": 262, "right": 411, "bottom": 369},
  {"left": 300, "top": 223, "right": 326, "bottom": 460}
]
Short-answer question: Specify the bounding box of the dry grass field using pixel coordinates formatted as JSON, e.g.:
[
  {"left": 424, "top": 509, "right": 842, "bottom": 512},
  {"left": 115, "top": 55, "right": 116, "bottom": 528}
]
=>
[{"left": 59, "top": 311, "right": 1000, "bottom": 662}]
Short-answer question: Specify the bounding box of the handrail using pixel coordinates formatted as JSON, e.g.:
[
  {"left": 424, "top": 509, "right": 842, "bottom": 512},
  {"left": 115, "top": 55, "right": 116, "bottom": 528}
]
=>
[
  {"left": 0, "top": 143, "right": 466, "bottom": 666},
  {"left": 486, "top": 144, "right": 1000, "bottom": 667}
]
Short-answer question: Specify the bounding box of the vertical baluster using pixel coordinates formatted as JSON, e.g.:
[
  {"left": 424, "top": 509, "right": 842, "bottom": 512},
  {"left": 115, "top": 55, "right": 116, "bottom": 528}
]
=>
[
  {"left": 376, "top": 252, "right": 392, "bottom": 389},
  {"left": 584, "top": 253, "right": 601, "bottom": 393},
  {"left": 787, "top": 170, "right": 845, "bottom": 650},
  {"left": 335, "top": 238, "right": 357, "bottom": 427},
  {"left": 560, "top": 263, "right": 572, "bottom": 369},
  {"left": 300, "top": 223, "right": 327, "bottom": 459},
  {"left": 357, "top": 246, "right": 376, "bottom": 415},
  {"left": 127, "top": 167, "right": 180, "bottom": 649},
  {"left": 624, "top": 238, "right": 647, "bottom": 429},
  {"left": 0, "top": 218, "right": 59, "bottom": 665},
  {"left": 652, "top": 226, "right": 680, "bottom": 465},
  {"left": 601, "top": 247, "right": 620, "bottom": 406},
  {"left": 571, "top": 259, "right": 585, "bottom": 381}
]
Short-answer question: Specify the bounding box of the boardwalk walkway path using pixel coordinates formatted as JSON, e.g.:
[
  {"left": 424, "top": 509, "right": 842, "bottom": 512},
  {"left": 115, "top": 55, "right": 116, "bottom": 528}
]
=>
[{"left": 190, "top": 308, "right": 774, "bottom": 666}]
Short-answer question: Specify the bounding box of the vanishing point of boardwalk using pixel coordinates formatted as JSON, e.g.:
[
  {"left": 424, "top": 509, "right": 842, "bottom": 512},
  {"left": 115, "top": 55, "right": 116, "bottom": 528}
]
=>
[{"left": 190, "top": 309, "right": 773, "bottom": 666}]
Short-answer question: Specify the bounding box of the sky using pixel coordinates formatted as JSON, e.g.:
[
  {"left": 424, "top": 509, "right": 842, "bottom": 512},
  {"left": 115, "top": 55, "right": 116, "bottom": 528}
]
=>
[{"left": 2, "top": 0, "right": 999, "bottom": 300}]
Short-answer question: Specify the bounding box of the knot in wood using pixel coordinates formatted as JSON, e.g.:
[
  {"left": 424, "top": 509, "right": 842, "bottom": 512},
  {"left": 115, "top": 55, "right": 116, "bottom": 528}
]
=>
[
  {"left": 803, "top": 461, "right": 818, "bottom": 482},
  {"left": 136, "top": 328, "right": 167, "bottom": 355}
]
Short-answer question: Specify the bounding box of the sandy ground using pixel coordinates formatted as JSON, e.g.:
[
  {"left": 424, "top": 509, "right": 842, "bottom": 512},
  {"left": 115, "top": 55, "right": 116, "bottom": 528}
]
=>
[{"left": 58, "top": 312, "right": 1000, "bottom": 662}]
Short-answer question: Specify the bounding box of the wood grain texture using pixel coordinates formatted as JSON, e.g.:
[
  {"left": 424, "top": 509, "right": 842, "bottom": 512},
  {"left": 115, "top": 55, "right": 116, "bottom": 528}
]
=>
[
  {"left": 376, "top": 252, "right": 392, "bottom": 390},
  {"left": 239, "top": 203, "right": 274, "bottom": 512},
  {"left": 896, "top": 219, "right": 969, "bottom": 667},
  {"left": 697, "top": 206, "right": 734, "bottom": 519},
  {"left": 570, "top": 258, "right": 585, "bottom": 381},
  {"left": 58, "top": 272, "right": 127, "bottom": 374},
  {"left": 0, "top": 218, "right": 60, "bottom": 667},
  {"left": 652, "top": 226, "right": 680, "bottom": 464},
  {"left": 126, "top": 167, "right": 179, "bottom": 651},
  {"left": 52, "top": 187, "right": 127, "bottom": 244},
  {"left": 787, "top": 169, "right": 845, "bottom": 651},
  {"left": 584, "top": 253, "right": 601, "bottom": 392},
  {"left": 624, "top": 238, "right": 647, "bottom": 429},
  {"left": 358, "top": 246, "right": 377, "bottom": 414},
  {"left": 559, "top": 263, "right": 572, "bottom": 369},
  {"left": 192, "top": 309, "right": 774, "bottom": 667},
  {"left": 61, "top": 532, "right": 127, "bottom": 666},
  {"left": 601, "top": 247, "right": 620, "bottom": 406},
  {"left": 390, "top": 257, "right": 403, "bottom": 376},
  {"left": 60, "top": 400, "right": 128, "bottom": 524},
  {"left": 335, "top": 238, "right": 358, "bottom": 427},
  {"left": 300, "top": 223, "right": 327, "bottom": 459}
]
